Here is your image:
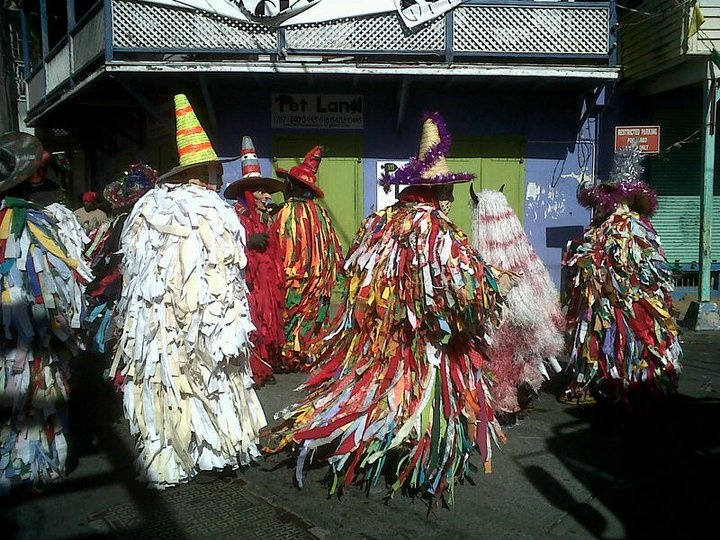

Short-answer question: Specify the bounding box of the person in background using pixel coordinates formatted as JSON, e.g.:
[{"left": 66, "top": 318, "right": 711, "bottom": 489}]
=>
[
  {"left": 266, "top": 113, "right": 515, "bottom": 506},
  {"left": 0, "top": 131, "right": 89, "bottom": 495},
  {"left": 85, "top": 163, "right": 158, "bottom": 365},
  {"left": 561, "top": 144, "right": 682, "bottom": 408},
  {"left": 74, "top": 191, "right": 108, "bottom": 233},
  {"left": 273, "top": 145, "right": 345, "bottom": 372},
  {"left": 26, "top": 149, "right": 62, "bottom": 206},
  {"left": 224, "top": 136, "right": 286, "bottom": 388}
]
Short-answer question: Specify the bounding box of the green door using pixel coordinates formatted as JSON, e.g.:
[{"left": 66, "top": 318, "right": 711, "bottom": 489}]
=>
[
  {"left": 446, "top": 137, "right": 525, "bottom": 236},
  {"left": 273, "top": 136, "right": 363, "bottom": 253}
]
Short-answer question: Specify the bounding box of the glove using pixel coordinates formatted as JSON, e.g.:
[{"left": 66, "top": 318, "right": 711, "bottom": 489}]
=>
[{"left": 247, "top": 232, "right": 270, "bottom": 251}]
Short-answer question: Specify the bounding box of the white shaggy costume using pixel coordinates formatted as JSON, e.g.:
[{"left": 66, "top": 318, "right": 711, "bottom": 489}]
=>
[
  {"left": 471, "top": 189, "right": 564, "bottom": 415},
  {"left": 111, "top": 183, "right": 266, "bottom": 488}
]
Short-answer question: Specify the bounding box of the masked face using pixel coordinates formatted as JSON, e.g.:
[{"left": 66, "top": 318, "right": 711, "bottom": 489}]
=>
[
  {"left": 437, "top": 185, "right": 454, "bottom": 214},
  {"left": 252, "top": 190, "right": 273, "bottom": 211}
]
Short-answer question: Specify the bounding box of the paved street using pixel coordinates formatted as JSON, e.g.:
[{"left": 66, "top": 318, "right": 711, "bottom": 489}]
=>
[{"left": 1, "top": 329, "right": 718, "bottom": 539}]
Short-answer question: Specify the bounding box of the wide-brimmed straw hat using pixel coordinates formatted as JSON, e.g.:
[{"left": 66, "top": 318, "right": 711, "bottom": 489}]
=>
[
  {"left": 380, "top": 112, "right": 475, "bottom": 189},
  {"left": 276, "top": 145, "right": 325, "bottom": 198},
  {"left": 0, "top": 132, "right": 45, "bottom": 193},
  {"left": 223, "top": 135, "right": 286, "bottom": 199}
]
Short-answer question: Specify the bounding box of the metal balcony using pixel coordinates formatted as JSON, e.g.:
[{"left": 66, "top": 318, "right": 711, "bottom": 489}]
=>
[{"left": 23, "top": 0, "right": 617, "bottom": 121}]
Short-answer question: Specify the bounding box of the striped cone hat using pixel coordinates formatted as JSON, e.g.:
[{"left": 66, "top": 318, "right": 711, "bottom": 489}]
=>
[
  {"left": 158, "top": 94, "right": 226, "bottom": 181},
  {"left": 223, "top": 135, "right": 285, "bottom": 199}
]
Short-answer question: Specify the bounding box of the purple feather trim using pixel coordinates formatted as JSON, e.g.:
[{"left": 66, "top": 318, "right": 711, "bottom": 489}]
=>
[
  {"left": 578, "top": 180, "right": 658, "bottom": 217},
  {"left": 380, "top": 112, "right": 475, "bottom": 189}
]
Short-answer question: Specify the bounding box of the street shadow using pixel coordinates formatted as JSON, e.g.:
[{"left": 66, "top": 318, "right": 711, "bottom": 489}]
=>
[
  {"left": 0, "top": 349, "right": 189, "bottom": 539},
  {"left": 528, "top": 390, "right": 720, "bottom": 538}
]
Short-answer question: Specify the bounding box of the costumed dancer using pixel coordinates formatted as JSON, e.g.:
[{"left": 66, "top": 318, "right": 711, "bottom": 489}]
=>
[
  {"left": 224, "top": 136, "right": 286, "bottom": 388},
  {"left": 84, "top": 163, "right": 157, "bottom": 364},
  {"left": 0, "top": 132, "right": 90, "bottom": 495},
  {"left": 110, "top": 95, "right": 266, "bottom": 488},
  {"left": 562, "top": 144, "right": 682, "bottom": 406},
  {"left": 470, "top": 188, "right": 564, "bottom": 422},
  {"left": 266, "top": 113, "right": 515, "bottom": 505},
  {"left": 274, "top": 146, "right": 344, "bottom": 371}
]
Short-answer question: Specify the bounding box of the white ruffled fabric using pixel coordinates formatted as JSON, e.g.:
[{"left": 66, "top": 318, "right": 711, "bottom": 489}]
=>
[
  {"left": 472, "top": 189, "right": 565, "bottom": 412},
  {"left": 44, "top": 202, "right": 93, "bottom": 283},
  {"left": 111, "top": 183, "right": 266, "bottom": 489}
]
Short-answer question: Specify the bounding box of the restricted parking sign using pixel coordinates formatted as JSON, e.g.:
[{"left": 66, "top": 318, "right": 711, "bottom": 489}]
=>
[{"left": 614, "top": 125, "right": 661, "bottom": 153}]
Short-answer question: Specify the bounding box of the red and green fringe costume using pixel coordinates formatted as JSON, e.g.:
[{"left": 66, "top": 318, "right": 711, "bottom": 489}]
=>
[
  {"left": 234, "top": 196, "right": 285, "bottom": 386},
  {"left": 273, "top": 197, "right": 344, "bottom": 371},
  {"left": 563, "top": 205, "right": 682, "bottom": 402},
  {"left": 268, "top": 196, "right": 508, "bottom": 503}
]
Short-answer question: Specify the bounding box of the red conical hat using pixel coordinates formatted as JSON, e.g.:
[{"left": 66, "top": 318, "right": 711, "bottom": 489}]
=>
[{"left": 276, "top": 145, "right": 324, "bottom": 198}]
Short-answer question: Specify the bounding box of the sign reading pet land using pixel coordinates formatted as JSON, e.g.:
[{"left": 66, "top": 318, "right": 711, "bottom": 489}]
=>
[
  {"left": 614, "top": 125, "right": 661, "bottom": 154},
  {"left": 272, "top": 94, "right": 363, "bottom": 129}
]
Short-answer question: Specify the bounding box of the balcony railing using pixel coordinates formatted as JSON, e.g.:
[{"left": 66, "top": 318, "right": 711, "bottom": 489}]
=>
[{"left": 24, "top": 0, "right": 616, "bottom": 115}]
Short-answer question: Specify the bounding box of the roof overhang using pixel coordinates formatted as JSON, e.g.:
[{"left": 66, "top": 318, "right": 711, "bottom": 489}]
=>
[
  {"left": 106, "top": 60, "right": 620, "bottom": 79},
  {"left": 24, "top": 61, "right": 619, "bottom": 127}
]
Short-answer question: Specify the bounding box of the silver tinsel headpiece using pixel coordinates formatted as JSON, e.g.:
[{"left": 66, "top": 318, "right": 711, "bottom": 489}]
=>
[
  {"left": 608, "top": 141, "right": 644, "bottom": 186},
  {"left": 577, "top": 141, "right": 658, "bottom": 216}
]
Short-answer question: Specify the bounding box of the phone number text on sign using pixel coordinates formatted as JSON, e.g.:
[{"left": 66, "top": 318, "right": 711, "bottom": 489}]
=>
[{"left": 272, "top": 94, "right": 363, "bottom": 129}]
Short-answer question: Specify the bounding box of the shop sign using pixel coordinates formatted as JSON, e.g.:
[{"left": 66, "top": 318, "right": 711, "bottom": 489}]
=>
[
  {"left": 272, "top": 94, "right": 363, "bottom": 129},
  {"left": 614, "top": 125, "right": 661, "bottom": 153}
]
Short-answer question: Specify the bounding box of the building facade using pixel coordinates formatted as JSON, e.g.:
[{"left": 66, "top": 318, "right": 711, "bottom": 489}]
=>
[
  {"left": 614, "top": 0, "right": 719, "bottom": 298},
  {"left": 13, "top": 0, "right": 619, "bottom": 287}
]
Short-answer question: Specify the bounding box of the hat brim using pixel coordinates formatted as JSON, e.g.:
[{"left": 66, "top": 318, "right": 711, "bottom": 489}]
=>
[
  {"left": 0, "top": 132, "right": 45, "bottom": 193},
  {"left": 223, "top": 177, "right": 287, "bottom": 199},
  {"left": 276, "top": 168, "right": 324, "bottom": 198},
  {"left": 157, "top": 154, "right": 241, "bottom": 183},
  {"left": 578, "top": 181, "right": 658, "bottom": 217},
  {"left": 413, "top": 174, "right": 476, "bottom": 186},
  {"left": 383, "top": 173, "right": 476, "bottom": 188}
]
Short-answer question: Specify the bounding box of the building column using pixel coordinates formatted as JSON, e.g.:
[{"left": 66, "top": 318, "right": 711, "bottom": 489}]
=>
[{"left": 686, "top": 68, "right": 720, "bottom": 330}]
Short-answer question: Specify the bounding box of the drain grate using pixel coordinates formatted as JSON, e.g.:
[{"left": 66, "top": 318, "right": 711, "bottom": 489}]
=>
[{"left": 86, "top": 478, "right": 319, "bottom": 539}]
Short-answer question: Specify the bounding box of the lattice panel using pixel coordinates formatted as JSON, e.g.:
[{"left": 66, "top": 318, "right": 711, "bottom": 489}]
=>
[
  {"left": 9, "top": 26, "right": 26, "bottom": 99},
  {"left": 14, "top": 60, "right": 25, "bottom": 100},
  {"left": 112, "top": 0, "right": 276, "bottom": 51},
  {"left": 284, "top": 14, "right": 444, "bottom": 51},
  {"left": 454, "top": 6, "right": 608, "bottom": 55}
]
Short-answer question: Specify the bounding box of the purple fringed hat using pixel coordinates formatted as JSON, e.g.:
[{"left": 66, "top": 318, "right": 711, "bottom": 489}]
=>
[
  {"left": 578, "top": 143, "right": 658, "bottom": 217},
  {"left": 380, "top": 112, "right": 475, "bottom": 190}
]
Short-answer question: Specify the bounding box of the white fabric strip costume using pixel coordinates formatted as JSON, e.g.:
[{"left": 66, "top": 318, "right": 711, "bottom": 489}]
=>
[{"left": 112, "top": 183, "right": 266, "bottom": 489}]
